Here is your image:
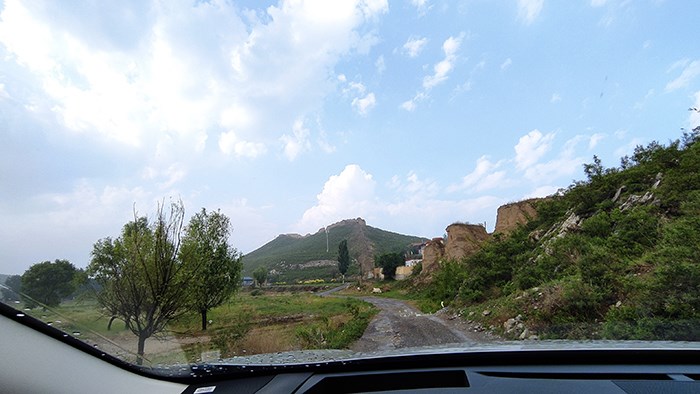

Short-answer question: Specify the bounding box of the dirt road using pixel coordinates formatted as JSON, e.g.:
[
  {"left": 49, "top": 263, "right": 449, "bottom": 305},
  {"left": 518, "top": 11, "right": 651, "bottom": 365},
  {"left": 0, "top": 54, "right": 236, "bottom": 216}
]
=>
[{"left": 351, "top": 297, "right": 492, "bottom": 353}]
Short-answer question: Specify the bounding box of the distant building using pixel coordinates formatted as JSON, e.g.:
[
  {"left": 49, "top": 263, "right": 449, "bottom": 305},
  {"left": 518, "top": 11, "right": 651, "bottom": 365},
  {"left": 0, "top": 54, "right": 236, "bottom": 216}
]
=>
[
  {"left": 404, "top": 259, "right": 422, "bottom": 267},
  {"left": 242, "top": 277, "right": 254, "bottom": 286},
  {"left": 395, "top": 265, "right": 413, "bottom": 280}
]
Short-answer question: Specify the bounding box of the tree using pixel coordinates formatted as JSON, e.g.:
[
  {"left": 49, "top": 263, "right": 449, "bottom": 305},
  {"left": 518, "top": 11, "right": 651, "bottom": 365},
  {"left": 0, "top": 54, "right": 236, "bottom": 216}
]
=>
[
  {"left": 21, "top": 260, "right": 77, "bottom": 307},
  {"left": 1, "top": 275, "right": 22, "bottom": 301},
  {"left": 376, "top": 253, "right": 404, "bottom": 281},
  {"left": 337, "top": 240, "right": 350, "bottom": 283},
  {"left": 180, "top": 208, "right": 242, "bottom": 331},
  {"left": 252, "top": 266, "right": 268, "bottom": 288},
  {"left": 88, "top": 200, "right": 193, "bottom": 365}
]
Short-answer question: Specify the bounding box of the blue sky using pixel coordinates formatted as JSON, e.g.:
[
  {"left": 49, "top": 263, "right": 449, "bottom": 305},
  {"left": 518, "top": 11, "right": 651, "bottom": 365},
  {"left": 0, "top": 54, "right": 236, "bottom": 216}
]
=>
[{"left": 1, "top": 0, "right": 699, "bottom": 275}]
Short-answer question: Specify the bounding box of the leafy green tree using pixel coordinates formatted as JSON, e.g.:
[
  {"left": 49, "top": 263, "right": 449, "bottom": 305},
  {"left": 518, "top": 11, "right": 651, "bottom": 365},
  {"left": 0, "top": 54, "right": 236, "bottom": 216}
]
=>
[
  {"left": 376, "top": 253, "right": 404, "bottom": 280},
  {"left": 88, "top": 201, "right": 193, "bottom": 365},
  {"left": 180, "top": 208, "right": 242, "bottom": 331},
  {"left": 1, "top": 275, "right": 22, "bottom": 301},
  {"left": 337, "top": 240, "right": 350, "bottom": 282},
  {"left": 21, "top": 260, "right": 77, "bottom": 307},
  {"left": 252, "top": 266, "right": 268, "bottom": 288}
]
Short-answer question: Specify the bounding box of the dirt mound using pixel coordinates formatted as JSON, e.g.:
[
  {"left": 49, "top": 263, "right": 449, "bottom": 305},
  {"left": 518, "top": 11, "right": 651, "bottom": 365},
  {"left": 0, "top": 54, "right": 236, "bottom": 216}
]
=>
[
  {"left": 494, "top": 198, "right": 543, "bottom": 235},
  {"left": 444, "top": 223, "right": 490, "bottom": 261}
]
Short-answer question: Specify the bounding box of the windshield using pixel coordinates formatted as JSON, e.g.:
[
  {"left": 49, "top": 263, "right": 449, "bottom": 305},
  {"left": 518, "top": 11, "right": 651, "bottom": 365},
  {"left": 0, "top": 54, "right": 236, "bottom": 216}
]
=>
[{"left": 2, "top": 0, "right": 700, "bottom": 379}]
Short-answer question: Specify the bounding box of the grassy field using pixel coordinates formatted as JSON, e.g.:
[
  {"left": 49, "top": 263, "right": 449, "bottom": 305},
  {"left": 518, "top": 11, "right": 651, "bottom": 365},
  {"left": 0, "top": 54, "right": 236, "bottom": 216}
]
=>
[{"left": 13, "top": 289, "right": 377, "bottom": 365}]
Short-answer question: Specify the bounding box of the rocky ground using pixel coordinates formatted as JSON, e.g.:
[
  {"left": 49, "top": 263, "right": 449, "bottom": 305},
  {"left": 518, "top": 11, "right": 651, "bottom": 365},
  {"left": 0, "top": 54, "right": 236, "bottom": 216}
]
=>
[{"left": 351, "top": 297, "right": 495, "bottom": 353}]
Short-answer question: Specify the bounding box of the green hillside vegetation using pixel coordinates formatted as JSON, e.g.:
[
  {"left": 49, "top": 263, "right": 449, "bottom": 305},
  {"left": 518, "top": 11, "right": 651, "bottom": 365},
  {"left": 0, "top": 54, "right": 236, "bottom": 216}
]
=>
[
  {"left": 418, "top": 131, "right": 700, "bottom": 340},
  {"left": 243, "top": 219, "right": 426, "bottom": 282}
]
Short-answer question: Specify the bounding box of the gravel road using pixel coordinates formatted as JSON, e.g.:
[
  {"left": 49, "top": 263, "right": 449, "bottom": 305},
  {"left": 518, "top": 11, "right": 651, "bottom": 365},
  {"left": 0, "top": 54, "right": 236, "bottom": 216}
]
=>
[{"left": 351, "top": 297, "right": 493, "bottom": 353}]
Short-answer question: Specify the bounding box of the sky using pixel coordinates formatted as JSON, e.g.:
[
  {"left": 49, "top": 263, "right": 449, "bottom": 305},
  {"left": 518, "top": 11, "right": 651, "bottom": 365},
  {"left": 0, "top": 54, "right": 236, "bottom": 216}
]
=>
[{"left": 1, "top": 0, "right": 699, "bottom": 275}]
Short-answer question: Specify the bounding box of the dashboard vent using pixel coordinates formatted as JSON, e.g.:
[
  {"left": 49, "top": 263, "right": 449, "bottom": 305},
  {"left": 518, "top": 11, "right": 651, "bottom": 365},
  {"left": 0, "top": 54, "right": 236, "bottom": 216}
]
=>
[
  {"left": 302, "top": 370, "right": 469, "bottom": 394},
  {"left": 478, "top": 371, "right": 674, "bottom": 380}
]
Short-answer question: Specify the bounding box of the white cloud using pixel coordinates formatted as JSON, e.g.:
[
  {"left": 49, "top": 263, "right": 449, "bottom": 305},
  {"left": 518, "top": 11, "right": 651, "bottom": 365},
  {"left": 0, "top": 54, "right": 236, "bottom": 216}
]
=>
[
  {"left": 280, "top": 119, "right": 312, "bottom": 161},
  {"left": 297, "top": 164, "right": 377, "bottom": 232},
  {"left": 633, "top": 88, "right": 655, "bottom": 110},
  {"left": 524, "top": 185, "right": 561, "bottom": 199},
  {"left": 340, "top": 79, "right": 376, "bottom": 116},
  {"left": 352, "top": 92, "right": 377, "bottom": 116},
  {"left": 589, "top": 133, "right": 605, "bottom": 150},
  {"left": 0, "top": 180, "right": 151, "bottom": 271},
  {"left": 375, "top": 55, "right": 386, "bottom": 74},
  {"left": 665, "top": 60, "right": 700, "bottom": 92},
  {"left": 218, "top": 131, "right": 267, "bottom": 158},
  {"left": 517, "top": 0, "right": 544, "bottom": 25},
  {"left": 514, "top": 129, "right": 555, "bottom": 171},
  {"left": 141, "top": 163, "right": 187, "bottom": 190},
  {"left": 400, "top": 92, "right": 427, "bottom": 112},
  {"left": 423, "top": 34, "right": 464, "bottom": 89},
  {"left": 523, "top": 136, "right": 585, "bottom": 182},
  {"left": 500, "top": 58, "right": 512, "bottom": 71},
  {"left": 0, "top": 83, "right": 10, "bottom": 99},
  {"left": 389, "top": 171, "right": 439, "bottom": 196},
  {"left": 0, "top": 0, "right": 387, "bottom": 159},
  {"left": 410, "top": 0, "right": 432, "bottom": 16},
  {"left": 590, "top": 0, "right": 608, "bottom": 7},
  {"left": 402, "top": 36, "right": 428, "bottom": 58},
  {"left": 401, "top": 32, "right": 465, "bottom": 110},
  {"left": 298, "top": 164, "right": 504, "bottom": 238},
  {"left": 447, "top": 156, "right": 507, "bottom": 193},
  {"left": 550, "top": 93, "right": 561, "bottom": 103},
  {"left": 218, "top": 198, "right": 280, "bottom": 254}
]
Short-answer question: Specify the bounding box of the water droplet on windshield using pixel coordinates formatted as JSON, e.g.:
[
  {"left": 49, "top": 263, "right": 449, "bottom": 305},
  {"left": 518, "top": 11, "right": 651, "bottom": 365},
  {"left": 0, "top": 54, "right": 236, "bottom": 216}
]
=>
[
  {"left": 16, "top": 313, "right": 25, "bottom": 317},
  {"left": 72, "top": 331, "right": 81, "bottom": 336}
]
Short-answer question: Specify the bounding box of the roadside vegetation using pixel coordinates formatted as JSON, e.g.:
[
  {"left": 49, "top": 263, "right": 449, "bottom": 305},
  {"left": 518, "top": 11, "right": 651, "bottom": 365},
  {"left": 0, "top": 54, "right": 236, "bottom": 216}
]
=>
[
  {"left": 10, "top": 288, "right": 376, "bottom": 365},
  {"left": 404, "top": 130, "right": 700, "bottom": 340}
]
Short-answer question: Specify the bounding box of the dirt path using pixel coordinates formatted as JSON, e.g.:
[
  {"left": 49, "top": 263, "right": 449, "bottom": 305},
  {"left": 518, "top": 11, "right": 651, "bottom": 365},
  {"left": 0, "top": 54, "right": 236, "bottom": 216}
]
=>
[{"left": 351, "top": 297, "right": 493, "bottom": 353}]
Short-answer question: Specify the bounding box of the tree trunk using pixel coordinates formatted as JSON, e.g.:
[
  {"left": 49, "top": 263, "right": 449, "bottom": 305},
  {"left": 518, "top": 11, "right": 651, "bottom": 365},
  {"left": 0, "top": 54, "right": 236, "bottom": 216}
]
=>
[
  {"left": 201, "top": 309, "right": 207, "bottom": 331},
  {"left": 107, "top": 316, "right": 117, "bottom": 331},
  {"left": 136, "top": 333, "right": 147, "bottom": 366}
]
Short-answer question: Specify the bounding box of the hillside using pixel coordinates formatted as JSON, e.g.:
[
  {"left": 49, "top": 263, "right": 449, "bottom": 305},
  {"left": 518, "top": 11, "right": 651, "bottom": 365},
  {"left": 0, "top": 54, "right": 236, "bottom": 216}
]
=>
[
  {"left": 417, "top": 131, "right": 700, "bottom": 341},
  {"left": 243, "top": 218, "right": 427, "bottom": 282}
]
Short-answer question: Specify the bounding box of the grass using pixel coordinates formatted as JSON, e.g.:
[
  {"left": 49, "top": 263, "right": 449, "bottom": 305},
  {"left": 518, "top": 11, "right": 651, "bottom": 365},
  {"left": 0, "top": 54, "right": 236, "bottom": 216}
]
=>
[
  {"left": 171, "top": 291, "right": 377, "bottom": 360},
  {"left": 12, "top": 290, "right": 378, "bottom": 364}
]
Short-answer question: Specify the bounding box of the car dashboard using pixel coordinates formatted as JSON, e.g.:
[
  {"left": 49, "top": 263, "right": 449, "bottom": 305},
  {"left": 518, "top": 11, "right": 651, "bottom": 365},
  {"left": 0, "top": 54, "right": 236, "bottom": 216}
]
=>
[{"left": 3, "top": 303, "right": 700, "bottom": 394}]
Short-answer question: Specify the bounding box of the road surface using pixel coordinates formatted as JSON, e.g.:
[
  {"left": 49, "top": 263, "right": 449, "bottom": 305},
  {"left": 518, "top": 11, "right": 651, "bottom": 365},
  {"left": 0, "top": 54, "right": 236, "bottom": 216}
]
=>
[{"left": 351, "top": 296, "right": 493, "bottom": 353}]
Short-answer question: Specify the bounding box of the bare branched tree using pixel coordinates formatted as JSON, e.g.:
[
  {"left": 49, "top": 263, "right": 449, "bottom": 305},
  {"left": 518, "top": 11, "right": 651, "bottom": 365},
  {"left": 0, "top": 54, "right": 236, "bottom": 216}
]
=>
[{"left": 89, "top": 200, "right": 193, "bottom": 365}]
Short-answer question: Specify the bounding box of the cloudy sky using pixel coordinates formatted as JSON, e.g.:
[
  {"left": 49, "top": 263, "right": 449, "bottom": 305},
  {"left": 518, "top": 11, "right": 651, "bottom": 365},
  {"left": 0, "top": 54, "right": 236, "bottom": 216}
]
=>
[{"left": 1, "top": 0, "right": 699, "bottom": 274}]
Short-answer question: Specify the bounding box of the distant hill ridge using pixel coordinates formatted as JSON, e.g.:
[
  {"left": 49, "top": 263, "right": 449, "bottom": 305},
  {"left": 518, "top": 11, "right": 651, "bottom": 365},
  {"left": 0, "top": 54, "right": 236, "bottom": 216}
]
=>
[{"left": 243, "top": 218, "right": 427, "bottom": 281}]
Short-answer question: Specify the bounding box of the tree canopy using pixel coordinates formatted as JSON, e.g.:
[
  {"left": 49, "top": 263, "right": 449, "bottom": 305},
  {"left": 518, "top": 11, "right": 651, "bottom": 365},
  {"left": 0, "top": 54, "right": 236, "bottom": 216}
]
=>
[
  {"left": 376, "top": 253, "right": 404, "bottom": 280},
  {"left": 21, "top": 260, "right": 77, "bottom": 307},
  {"left": 1, "top": 274, "right": 21, "bottom": 302},
  {"left": 88, "top": 201, "right": 192, "bottom": 364},
  {"left": 337, "top": 239, "right": 350, "bottom": 281},
  {"left": 180, "top": 208, "right": 242, "bottom": 330},
  {"left": 252, "top": 266, "right": 268, "bottom": 288}
]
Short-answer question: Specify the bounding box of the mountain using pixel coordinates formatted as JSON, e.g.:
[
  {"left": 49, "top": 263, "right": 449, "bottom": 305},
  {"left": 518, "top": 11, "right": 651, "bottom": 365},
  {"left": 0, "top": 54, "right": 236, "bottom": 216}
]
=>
[{"left": 243, "top": 218, "right": 427, "bottom": 282}]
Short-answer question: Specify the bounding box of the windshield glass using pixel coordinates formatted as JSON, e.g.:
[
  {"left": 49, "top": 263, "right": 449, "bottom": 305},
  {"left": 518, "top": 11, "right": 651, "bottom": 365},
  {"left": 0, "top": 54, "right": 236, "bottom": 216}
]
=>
[{"left": 2, "top": 0, "right": 700, "bottom": 378}]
